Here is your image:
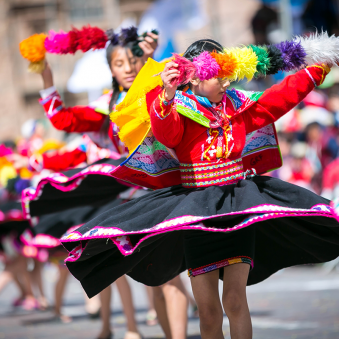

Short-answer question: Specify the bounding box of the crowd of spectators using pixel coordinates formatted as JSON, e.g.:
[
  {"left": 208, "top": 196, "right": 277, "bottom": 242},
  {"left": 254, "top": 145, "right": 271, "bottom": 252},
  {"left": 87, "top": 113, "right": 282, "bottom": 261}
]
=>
[{"left": 265, "top": 71, "right": 339, "bottom": 200}]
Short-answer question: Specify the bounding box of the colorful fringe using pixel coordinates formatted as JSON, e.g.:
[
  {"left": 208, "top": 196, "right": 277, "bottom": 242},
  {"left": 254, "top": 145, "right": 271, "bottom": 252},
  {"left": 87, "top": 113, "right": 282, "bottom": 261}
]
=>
[
  {"left": 19, "top": 26, "right": 158, "bottom": 73},
  {"left": 20, "top": 27, "right": 339, "bottom": 78}
]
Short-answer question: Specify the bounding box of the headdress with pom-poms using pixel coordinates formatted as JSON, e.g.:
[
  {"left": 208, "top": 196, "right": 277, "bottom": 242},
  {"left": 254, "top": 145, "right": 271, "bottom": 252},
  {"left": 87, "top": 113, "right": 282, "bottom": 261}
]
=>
[
  {"left": 161, "top": 31, "right": 339, "bottom": 86},
  {"left": 19, "top": 25, "right": 159, "bottom": 73}
]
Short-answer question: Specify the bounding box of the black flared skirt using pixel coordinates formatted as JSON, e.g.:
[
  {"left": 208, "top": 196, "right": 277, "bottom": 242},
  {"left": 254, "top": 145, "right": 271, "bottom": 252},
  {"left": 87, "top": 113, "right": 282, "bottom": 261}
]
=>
[
  {"left": 21, "top": 158, "right": 130, "bottom": 218},
  {"left": 60, "top": 176, "right": 339, "bottom": 297},
  {"left": 0, "top": 201, "right": 30, "bottom": 255},
  {"left": 22, "top": 197, "right": 125, "bottom": 249}
]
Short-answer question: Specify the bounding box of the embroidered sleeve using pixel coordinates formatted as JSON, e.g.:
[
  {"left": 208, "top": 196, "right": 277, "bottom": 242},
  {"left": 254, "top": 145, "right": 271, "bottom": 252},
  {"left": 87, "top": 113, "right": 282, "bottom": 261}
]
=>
[
  {"left": 152, "top": 90, "right": 175, "bottom": 120},
  {"left": 150, "top": 90, "right": 184, "bottom": 148},
  {"left": 39, "top": 90, "right": 106, "bottom": 133},
  {"left": 242, "top": 65, "right": 330, "bottom": 134}
]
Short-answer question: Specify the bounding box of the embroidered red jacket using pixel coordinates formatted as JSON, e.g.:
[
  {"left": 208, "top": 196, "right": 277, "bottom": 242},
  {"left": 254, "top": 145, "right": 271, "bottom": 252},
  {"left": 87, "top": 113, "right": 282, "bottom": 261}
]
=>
[
  {"left": 36, "top": 90, "right": 127, "bottom": 172},
  {"left": 39, "top": 90, "right": 126, "bottom": 156},
  {"left": 150, "top": 66, "right": 328, "bottom": 165},
  {"left": 29, "top": 134, "right": 122, "bottom": 172}
]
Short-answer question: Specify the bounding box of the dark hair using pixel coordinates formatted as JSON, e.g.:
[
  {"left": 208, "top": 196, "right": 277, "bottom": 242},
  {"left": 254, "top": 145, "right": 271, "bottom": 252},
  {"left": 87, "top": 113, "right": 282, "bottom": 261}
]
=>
[
  {"left": 100, "top": 41, "right": 137, "bottom": 135},
  {"left": 106, "top": 40, "right": 139, "bottom": 112},
  {"left": 182, "top": 39, "right": 223, "bottom": 60},
  {"left": 178, "top": 39, "right": 224, "bottom": 90}
]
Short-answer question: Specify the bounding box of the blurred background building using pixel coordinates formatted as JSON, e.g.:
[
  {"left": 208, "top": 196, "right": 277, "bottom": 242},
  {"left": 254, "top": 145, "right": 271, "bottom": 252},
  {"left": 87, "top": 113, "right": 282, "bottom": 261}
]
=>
[
  {"left": 0, "top": 0, "right": 260, "bottom": 139},
  {"left": 1, "top": 0, "right": 339, "bottom": 197}
]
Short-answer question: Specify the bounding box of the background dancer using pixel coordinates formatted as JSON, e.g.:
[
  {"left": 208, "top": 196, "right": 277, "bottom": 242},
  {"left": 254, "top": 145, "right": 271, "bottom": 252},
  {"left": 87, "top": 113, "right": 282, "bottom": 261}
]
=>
[{"left": 21, "top": 26, "right": 190, "bottom": 339}]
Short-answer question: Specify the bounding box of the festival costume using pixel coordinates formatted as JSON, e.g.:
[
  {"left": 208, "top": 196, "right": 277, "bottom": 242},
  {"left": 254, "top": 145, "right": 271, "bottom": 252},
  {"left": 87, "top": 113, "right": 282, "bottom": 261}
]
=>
[
  {"left": 19, "top": 27, "right": 339, "bottom": 296},
  {"left": 59, "top": 60, "right": 339, "bottom": 298},
  {"left": 22, "top": 89, "right": 130, "bottom": 219}
]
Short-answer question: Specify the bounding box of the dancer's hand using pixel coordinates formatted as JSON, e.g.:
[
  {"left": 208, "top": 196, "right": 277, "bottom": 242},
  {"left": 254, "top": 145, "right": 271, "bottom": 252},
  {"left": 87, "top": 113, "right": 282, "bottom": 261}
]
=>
[
  {"left": 139, "top": 32, "right": 158, "bottom": 62},
  {"left": 161, "top": 61, "right": 179, "bottom": 100},
  {"left": 41, "top": 61, "right": 54, "bottom": 89}
]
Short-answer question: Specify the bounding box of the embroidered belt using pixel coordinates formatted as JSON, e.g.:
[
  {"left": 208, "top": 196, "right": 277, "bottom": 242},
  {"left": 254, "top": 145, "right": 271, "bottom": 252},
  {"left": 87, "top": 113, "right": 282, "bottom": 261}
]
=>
[{"left": 180, "top": 158, "right": 245, "bottom": 188}]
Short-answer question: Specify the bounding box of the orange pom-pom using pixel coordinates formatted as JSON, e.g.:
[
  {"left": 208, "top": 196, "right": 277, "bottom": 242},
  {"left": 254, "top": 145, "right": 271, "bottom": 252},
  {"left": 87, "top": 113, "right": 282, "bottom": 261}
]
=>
[
  {"left": 19, "top": 33, "right": 47, "bottom": 62},
  {"left": 211, "top": 52, "right": 237, "bottom": 78}
]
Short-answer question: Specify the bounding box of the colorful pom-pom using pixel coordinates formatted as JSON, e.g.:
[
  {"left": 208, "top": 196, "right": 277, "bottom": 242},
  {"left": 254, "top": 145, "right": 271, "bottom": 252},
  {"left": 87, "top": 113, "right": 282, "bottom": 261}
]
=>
[
  {"left": 75, "top": 25, "right": 108, "bottom": 52},
  {"left": 45, "top": 26, "right": 108, "bottom": 55},
  {"left": 223, "top": 47, "right": 258, "bottom": 82},
  {"left": 106, "top": 29, "right": 119, "bottom": 45},
  {"left": 266, "top": 45, "right": 284, "bottom": 75},
  {"left": 120, "top": 27, "right": 139, "bottom": 45},
  {"left": 275, "top": 40, "right": 306, "bottom": 71},
  {"left": 28, "top": 60, "right": 45, "bottom": 74},
  {"left": 210, "top": 52, "right": 237, "bottom": 79},
  {"left": 19, "top": 33, "right": 47, "bottom": 62},
  {"left": 250, "top": 45, "right": 270, "bottom": 77},
  {"left": 172, "top": 54, "right": 197, "bottom": 85},
  {"left": 44, "top": 30, "right": 70, "bottom": 54},
  {"left": 296, "top": 31, "right": 339, "bottom": 67},
  {"left": 193, "top": 51, "right": 220, "bottom": 81}
]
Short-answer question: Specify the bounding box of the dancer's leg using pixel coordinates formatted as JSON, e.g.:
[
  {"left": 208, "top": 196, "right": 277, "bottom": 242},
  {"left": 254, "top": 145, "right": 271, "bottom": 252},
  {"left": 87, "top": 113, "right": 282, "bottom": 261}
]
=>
[
  {"left": 12, "top": 272, "right": 26, "bottom": 297},
  {"left": 15, "top": 256, "right": 38, "bottom": 310},
  {"left": 222, "top": 264, "right": 252, "bottom": 339},
  {"left": 145, "top": 285, "right": 157, "bottom": 326},
  {"left": 97, "top": 285, "right": 112, "bottom": 339},
  {"left": 190, "top": 269, "right": 224, "bottom": 339},
  {"left": 0, "top": 269, "right": 13, "bottom": 294},
  {"left": 30, "top": 259, "right": 48, "bottom": 309},
  {"left": 152, "top": 286, "right": 172, "bottom": 339},
  {"left": 54, "top": 265, "right": 71, "bottom": 323},
  {"left": 116, "top": 275, "right": 141, "bottom": 338},
  {"left": 161, "top": 276, "right": 188, "bottom": 339},
  {"left": 84, "top": 292, "right": 101, "bottom": 317}
]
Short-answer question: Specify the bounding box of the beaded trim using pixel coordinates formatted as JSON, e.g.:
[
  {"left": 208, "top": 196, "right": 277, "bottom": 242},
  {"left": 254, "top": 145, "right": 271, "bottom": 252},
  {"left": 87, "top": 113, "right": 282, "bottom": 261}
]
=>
[
  {"left": 180, "top": 159, "right": 244, "bottom": 187},
  {"left": 181, "top": 165, "right": 243, "bottom": 180},
  {"left": 180, "top": 158, "right": 242, "bottom": 168},
  {"left": 188, "top": 256, "right": 253, "bottom": 277},
  {"left": 182, "top": 173, "right": 244, "bottom": 187}
]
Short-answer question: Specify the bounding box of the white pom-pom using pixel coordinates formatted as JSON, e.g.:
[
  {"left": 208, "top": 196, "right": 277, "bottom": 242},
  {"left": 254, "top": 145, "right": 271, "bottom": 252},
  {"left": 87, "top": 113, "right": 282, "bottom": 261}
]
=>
[{"left": 295, "top": 31, "right": 339, "bottom": 67}]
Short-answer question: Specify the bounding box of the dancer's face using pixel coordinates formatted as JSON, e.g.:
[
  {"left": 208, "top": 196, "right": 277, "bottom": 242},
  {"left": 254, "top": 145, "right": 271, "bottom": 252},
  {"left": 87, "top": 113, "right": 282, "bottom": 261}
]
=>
[
  {"left": 110, "top": 47, "right": 144, "bottom": 90},
  {"left": 190, "top": 77, "right": 231, "bottom": 103}
]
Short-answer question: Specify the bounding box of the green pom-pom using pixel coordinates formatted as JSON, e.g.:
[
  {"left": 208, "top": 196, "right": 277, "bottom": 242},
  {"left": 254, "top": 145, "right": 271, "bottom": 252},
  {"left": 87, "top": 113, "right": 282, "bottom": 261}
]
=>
[
  {"left": 250, "top": 45, "right": 270, "bottom": 77},
  {"left": 131, "top": 42, "right": 144, "bottom": 57}
]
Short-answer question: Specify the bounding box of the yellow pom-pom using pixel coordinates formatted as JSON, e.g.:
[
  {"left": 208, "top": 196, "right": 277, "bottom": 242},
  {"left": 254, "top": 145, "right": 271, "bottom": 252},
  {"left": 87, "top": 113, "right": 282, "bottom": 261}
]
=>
[
  {"left": 224, "top": 46, "right": 258, "bottom": 82},
  {"left": 19, "top": 33, "right": 47, "bottom": 62},
  {"left": 28, "top": 60, "right": 45, "bottom": 73}
]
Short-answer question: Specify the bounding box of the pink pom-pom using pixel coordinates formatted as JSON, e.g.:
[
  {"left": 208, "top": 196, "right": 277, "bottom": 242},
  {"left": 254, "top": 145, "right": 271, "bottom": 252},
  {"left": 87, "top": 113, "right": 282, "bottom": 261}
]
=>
[
  {"left": 171, "top": 54, "right": 197, "bottom": 86},
  {"left": 44, "top": 30, "right": 71, "bottom": 54},
  {"left": 193, "top": 51, "right": 220, "bottom": 81},
  {"left": 44, "top": 26, "right": 107, "bottom": 55}
]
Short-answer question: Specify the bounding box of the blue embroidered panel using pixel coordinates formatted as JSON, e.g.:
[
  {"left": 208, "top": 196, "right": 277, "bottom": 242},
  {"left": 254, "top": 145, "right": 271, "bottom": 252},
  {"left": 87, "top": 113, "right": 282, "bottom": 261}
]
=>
[
  {"left": 226, "top": 89, "right": 244, "bottom": 110},
  {"left": 241, "top": 124, "right": 277, "bottom": 156},
  {"left": 124, "top": 136, "right": 180, "bottom": 175},
  {"left": 175, "top": 91, "right": 202, "bottom": 114}
]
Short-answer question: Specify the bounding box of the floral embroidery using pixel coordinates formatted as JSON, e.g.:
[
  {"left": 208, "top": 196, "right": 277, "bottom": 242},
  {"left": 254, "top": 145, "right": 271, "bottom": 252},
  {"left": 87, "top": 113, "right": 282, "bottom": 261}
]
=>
[{"left": 153, "top": 90, "right": 174, "bottom": 120}]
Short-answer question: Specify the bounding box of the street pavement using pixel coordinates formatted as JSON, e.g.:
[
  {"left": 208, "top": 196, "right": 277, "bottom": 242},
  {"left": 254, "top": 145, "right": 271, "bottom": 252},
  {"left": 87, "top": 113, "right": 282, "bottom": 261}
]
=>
[{"left": 1, "top": 264, "right": 339, "bottom": 339}]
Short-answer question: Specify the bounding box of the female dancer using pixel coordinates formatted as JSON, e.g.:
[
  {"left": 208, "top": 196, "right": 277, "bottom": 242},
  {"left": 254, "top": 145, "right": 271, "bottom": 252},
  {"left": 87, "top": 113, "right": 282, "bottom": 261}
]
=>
[
  {"left": 60, "top": 36, "right": 339, "bottom": 339},
  {"left": 27, "top": 27, "right": 189, "bottom": 339}
]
